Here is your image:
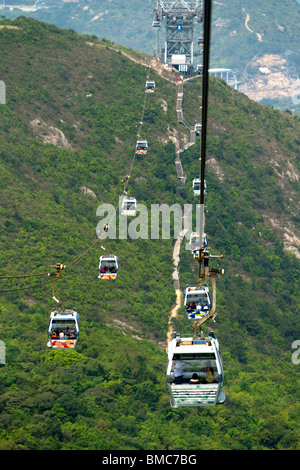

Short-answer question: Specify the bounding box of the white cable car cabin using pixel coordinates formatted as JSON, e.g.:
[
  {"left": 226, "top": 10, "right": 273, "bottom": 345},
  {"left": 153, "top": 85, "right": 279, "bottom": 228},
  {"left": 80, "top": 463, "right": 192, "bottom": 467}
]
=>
[
  {"left": 192, "top": 178, "right": 207, "bottom": 196},
  {"left": 196, "top": 64, "right": 203, "bottom": 76},
  {"left": 98, "top": 255, "right": 118, "bottom": 280},
  {"left": 145, "top": 80, "right": 156, "bottom": 93},
  {"left": 152, "top": 20, "right": 161, "bottom": 28},
  {"left": 167, "top": 332, "right": 226, "bottom": 407},
  {"left": 121, "top": 197, "right": 137, "bottom": 216},
  {"left": 184, "top": 285, "right": 211, "bottom": 320},
  {"left": 47, "top": 308, "right": 79, "bottom": 349},
  {"left": 136, "top": 140, "right": 148, "bottom": 155},
  {"left": 194, "top": 123, "right": 202, "bottom": 135},
  {"left": 197, "top": 35, "right": 204, "bottom": 47},
  {"left": 189, "top": 231, "right": 207, "bottom": 251}
]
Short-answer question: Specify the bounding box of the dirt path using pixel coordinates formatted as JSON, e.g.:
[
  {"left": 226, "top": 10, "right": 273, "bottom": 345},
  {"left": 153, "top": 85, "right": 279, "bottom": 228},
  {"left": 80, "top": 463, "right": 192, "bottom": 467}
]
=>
[
  {"left": 165, "top": 79, "right": 197, "bottom": 345},
  {"left": 245, "top": 13, "right": 253, "bottom": 33},
  {"left": 244, "top": 11, "right": 262, "bottom": 41},
  {"left": 167, "top": 289, "right": 182, "bottom": 343},
  {"left": 166, "top": 204, "right": 192, "bottom": 345}
]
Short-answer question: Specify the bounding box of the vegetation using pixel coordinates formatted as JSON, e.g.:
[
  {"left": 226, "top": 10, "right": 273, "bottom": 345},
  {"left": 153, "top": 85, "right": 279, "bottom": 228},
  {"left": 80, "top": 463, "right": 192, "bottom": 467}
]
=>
[
  {"left": 0, "top": 17, "right": 299, "bottom": 450},
  {"left": 1, "top": 0, "right": 155, "bottom": 53},
  {"left": 3, "top": 0, "right": 300, "bottom": 72},
  {"left": 210, "top": 0, "right": 300, "bottom": 69},
  {"left": 4, "top": 0, "right": 300, "bottom": 115}
]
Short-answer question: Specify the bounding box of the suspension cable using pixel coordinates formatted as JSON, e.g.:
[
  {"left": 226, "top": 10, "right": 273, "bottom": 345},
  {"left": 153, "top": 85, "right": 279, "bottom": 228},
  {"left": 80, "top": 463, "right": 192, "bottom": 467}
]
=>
[
  {"left": 1, "top": 71, "right": 154, "bottom": 286},
  {"left": 123, "top": 77, "right": 149, "bottom": 195},
  {"left": 200, "top": 0, "right": 211, "bottom": 205},
  {"left": 198, "top": 0, "right": 212, "bottom": 281},
  {"left": 0, "top": 271, "right": 51, "bottom": 279}
]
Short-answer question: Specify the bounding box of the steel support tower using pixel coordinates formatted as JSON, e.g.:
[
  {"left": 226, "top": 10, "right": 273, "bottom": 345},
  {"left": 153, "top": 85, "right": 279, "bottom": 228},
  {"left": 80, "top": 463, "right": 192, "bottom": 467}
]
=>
[{"left": 153, "top": 1, "right": 203, "bottom": 72}]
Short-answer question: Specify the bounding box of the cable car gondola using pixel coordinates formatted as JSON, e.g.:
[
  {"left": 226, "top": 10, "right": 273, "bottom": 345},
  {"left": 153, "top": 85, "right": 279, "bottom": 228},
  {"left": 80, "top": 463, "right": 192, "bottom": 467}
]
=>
[
  {"left": 192, "top": 178, "right": 207, "bottom": 196},
  {"left": 196, "top": 64, "right": 203, "bottom": 76},
  {"left": 194, "top": 123, "right": 202, "bottom": 135},
  {"left": 136, "top": 140, "right": 148, "bottom": 155},
  {"left": 184, "top": 285, "right": 211, "bottom": 320},
  {"left": 197, "top": 35, "right": 204, "bottom": 47},
  {"left": 145, "top": 80, "right": 156, "bottom": 93},
  {"left": 120, "top": 196, "right": 137, "bottom": 216},
  {"left": 98, "top": 255, "right": 118, "bottom": 280},
  {"left": 166, "top": 332, "right": 226, "bottom": 407},
  {"left": 189, "top": 231, "right": 207, "bottom": 251},
  {"left": 152, "top": 20, "right": 161, "bottom": 28},
  {"left": 47, "top": 308, "right": 79, "bottom": 349}
]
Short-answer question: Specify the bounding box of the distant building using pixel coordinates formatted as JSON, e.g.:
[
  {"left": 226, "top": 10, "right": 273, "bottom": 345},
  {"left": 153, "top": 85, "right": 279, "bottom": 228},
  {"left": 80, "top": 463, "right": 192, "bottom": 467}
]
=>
[{"left": 208, "top": 68, "right": 239, "bottom": 89}]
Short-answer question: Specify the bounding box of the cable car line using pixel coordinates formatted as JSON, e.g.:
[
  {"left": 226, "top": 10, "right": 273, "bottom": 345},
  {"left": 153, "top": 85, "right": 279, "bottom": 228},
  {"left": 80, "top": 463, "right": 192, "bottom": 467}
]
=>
[
  {"left": 122, "top": 72, "right": 153, "bottom": 202},
  {"left": 65, "top": 238, "right": 100, "bottom": 269},
  {"left": 166, "top": 0, "right": 226, "bottom": 408},
  {"left": 1, "top": 73, "right": 155, "bottom": 289},
  {"left": 98, "top": 70, "right": 155, "bottom": 276},
  {"left": 196, "top": 0, "right": 211, "bottom": 286},
  {"left": 199, "top": 0, "right": 211, "bottom": 207},
  {"left": 0, "top": 271, "right": 51, "bottom": 279},
  {"left": 192, "top": 0, "right": 223, "bottom": 293}
]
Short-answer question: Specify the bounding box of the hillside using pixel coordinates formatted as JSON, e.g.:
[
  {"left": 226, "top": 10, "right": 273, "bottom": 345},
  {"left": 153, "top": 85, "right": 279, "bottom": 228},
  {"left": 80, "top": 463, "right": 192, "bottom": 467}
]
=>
[
  {"left": 1, "top": 0, "right": 155, "bottom": 52},
  {"left": 0, "top": 17, "right": 299, "bottom": 450},
  {"left": 2, "top": 0, "right": 300, "bottom": 113},
  {"left": 3, "top": 0, "right": 299, "bottom": 65},
  {"left": 210, "top": 0, "right": 300, "bottom": 113}
]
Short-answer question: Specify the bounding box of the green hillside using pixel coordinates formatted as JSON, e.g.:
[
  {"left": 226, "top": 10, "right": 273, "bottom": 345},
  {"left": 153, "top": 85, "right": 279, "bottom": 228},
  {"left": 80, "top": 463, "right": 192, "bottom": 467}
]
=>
[
  {"left": 3, "top": 0, "right": 300, "bottom": 116},
  {"left": 210, "top": 0, "right": 300, "bottom": 67},
  {"left": 1, "top": 0, "right": 155, "bottom": 53},
  {"left": 3, "top": 0, "right": 300, "bottom": 71},
  {"left": 0, "top": 17, "right": 299, "bottom": 450}
]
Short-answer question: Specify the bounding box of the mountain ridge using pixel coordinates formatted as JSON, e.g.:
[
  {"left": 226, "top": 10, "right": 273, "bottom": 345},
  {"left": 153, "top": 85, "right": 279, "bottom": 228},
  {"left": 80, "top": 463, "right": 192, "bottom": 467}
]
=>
[
  {"left": 0, "top": 17, "right": 299, "bottom": 450},
  {"left": 2, "top": 0, "right": 300, "bottom": 112}
]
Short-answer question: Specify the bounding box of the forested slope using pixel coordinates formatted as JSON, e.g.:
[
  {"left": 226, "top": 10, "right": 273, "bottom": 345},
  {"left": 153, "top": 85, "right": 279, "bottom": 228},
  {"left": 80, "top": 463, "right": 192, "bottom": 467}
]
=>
[
  {"left": 3, "top": 0, "right": 300, "bottom": 71},
  {"left": 3, "top": 1, "right": 300, "bottom": 115},
  {"left": 0, "top": 17, "right": 299, "bottom": 450}
]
